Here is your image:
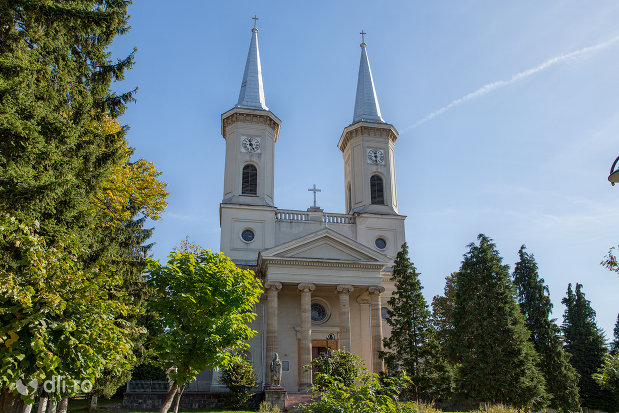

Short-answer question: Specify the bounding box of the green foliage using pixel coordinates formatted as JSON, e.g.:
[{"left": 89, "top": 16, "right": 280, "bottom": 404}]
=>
[
  {"left": 259, "top": 401, "right": 282, "bottom": 413},
  {"left": 309, "top": 350, "right": 365, "bottom": 389},
  {"left": 512, "top": 245, "right": 580, "bottom": 411},
  {"left": 431, "top": 273, "right": 456, "bottom": 350},
  {"left": 450, "top": 234, "right": 547, "bottom": 408},
  {"left": 0, "top": 215, "right": 140, "bottom": 402},
  {"left": 592, "top": 353, "right": 619, "bottom": 404},
  {"left": 145, "top": 248, "right": 262, "bottom": 388},
  {"left": 220, "top": 357, "right": 257, "bottom": 409},
  {"left": 562, "top": 283, "right": 615, "bottom": 411},
  {"left": 612, "top": 314, "right": 619, "bottom": 354},
  {"left": 602, "top": 245, "right": 619, "bottom": 278},
  {"left": 381, "top": 243, "right": 453, "bottom": 401},
  {"left": 297, "top": 371, "right": 417, "bottom": 413}
]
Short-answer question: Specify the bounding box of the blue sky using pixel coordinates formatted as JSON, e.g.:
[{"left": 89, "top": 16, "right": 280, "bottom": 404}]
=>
[{"left": 112, "top": 1, "right": 619, "bottom": 337}]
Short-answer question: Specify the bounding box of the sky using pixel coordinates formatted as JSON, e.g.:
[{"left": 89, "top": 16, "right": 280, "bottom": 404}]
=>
[{"left": 111, "top": 1, "right": 619, "bottom": 338}]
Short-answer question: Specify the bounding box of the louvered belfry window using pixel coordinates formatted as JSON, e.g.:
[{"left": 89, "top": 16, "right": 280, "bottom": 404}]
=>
[
  {"left": 242, "top": 164, "right": 257, "bottom": 195},
  {"left": 370, "top": 175, "right": 384, "bottom": 205}
]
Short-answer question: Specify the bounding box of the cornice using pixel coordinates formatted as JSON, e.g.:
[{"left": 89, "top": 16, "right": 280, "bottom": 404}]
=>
[
  {"left": 261, "top": 257, "right": 386, "bottom": 271},
  {"left": 337, "top": 122, "right": 399, "bottom": 153},
  {"left": 221, "top": 107, "right": 281, "bottom": 141}
]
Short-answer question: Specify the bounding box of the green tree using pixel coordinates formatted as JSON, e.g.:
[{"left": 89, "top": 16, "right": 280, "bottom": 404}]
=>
[
  {"left": 381, "top": 243, "right": 452, "bottom": 401},
  {"left": 431, "top": 273, "right": 456, "bottom": 350},
  {"left": 451, "top": 234, "right": 546, "bottom": 408},
  {"left": 562, "top": 283, "right": 615, "bottom": 410},
  {"left": 512, "top": 246, "right": 580, "bottom": 411},
  {"left": 0, "top": 216, "right": 140, "bottom": 412},
  {"left": 612, "top": 314, "right": 619, "bottom": 354},
  {"left": 309, "top": 349, "right": 365, "bottom": 389},
  {"left": 145, "top": 248, "right": 263, "bottom": 413},
  {"left": 220, "top": 357, "right": 257, "bottom": 409},
  {"left": 593, "top": 353, "right": 619, "bottom": 406}
]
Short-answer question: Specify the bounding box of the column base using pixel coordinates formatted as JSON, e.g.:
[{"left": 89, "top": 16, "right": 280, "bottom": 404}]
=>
[{"left": 264, "top": 388, "right": 286, "bottom": 411}]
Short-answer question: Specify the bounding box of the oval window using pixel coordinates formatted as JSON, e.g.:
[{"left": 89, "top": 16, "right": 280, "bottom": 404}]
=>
[
  {"left": 375, "top": 238, "right": 387, "bottom": 250},
  {"left": 241, "top": 229, "right": 255, "bottom": 242}
]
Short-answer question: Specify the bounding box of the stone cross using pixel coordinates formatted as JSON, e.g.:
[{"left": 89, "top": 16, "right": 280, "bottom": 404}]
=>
[{"left": 308, "top": 184, "right": 321, "bottom": 207}]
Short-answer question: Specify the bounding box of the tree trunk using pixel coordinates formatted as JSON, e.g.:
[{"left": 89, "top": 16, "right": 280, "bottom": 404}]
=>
[
  {"left": 88, "top": 395, "right": 98, "bottom": 412},
  {"left": 37, "top": 392, "right": 48, "bottom": 413},
  {"left": 22, "top": 401, "right": 33, "bottom": 413},
  {"left": 172, "top": 385, "right": 185, "bottom": 413},
  {"left": 46, "top": 398, "right": 57, "bottom": 413},
  {"left": 0, "top": 387, "right": 25, "bottom": 413},
  {"left": 56, "top": 396, "right": 68, "bottom": 413},
  {"left": 158, "top": 381, "right": 178, "bottom": 413}
]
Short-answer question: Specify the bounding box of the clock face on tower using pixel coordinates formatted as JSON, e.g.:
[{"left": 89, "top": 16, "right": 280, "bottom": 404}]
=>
[
  {"left": 367, "top": 149, "right": 385, "bottom": 165},
  {"left": 241, "top": 136, "right": 261, "bottom": 153}
]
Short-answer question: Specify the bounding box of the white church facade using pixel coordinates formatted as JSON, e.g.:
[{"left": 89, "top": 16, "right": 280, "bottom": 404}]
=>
[{"left": 212, "top": 23, "right": 406, "bottom": 393}]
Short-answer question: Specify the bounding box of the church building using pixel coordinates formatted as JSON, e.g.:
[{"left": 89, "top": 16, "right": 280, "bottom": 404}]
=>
[{"left": 214, "top": 22, "right": 406, "bottom": 393}]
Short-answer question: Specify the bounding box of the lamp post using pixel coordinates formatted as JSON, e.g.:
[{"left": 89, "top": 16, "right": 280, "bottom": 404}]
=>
[
  {"left": 325, "top": 333, "right": 336, "bottom": 375},
  {"left": 609, "top": 156, "right": 619, "bottom": 186}
]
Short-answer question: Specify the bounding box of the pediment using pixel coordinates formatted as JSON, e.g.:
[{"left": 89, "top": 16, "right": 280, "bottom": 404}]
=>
[{"left": 259, "top": 228, "right": 388, "bottom": 265}]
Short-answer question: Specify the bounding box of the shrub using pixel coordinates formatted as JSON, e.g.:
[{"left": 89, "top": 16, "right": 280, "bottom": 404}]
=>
[
  {"left": 308, "top": 350, "right": 365, "bottom": 389},
  {"left": 219, "top": 357, "right": 257, "bottom": 409},
  {"left": 259, "top": 400, "right": 282, "bottom": 413}
]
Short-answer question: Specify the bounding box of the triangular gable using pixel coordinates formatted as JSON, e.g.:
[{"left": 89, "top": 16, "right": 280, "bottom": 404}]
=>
[{"left": 259, "top": 228, "right": 388, "bottom": 264}]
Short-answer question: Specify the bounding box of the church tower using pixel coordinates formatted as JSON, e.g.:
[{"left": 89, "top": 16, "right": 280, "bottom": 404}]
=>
[
  {"left": 220, "top": 21, "right": 280, "bottom": 264},
  {"left": 338, "top": 34, "right": 399, "bottom": 215}
]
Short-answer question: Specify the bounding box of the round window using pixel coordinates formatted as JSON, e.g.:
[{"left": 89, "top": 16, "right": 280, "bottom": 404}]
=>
[
  {"left": 375, "top": 237, "right": 387, "bottom": 249},
  {"left": 311, "top": 303, "right": 328, "bottom": 323},
  {"left": 241, "top": 229, "right": 255, "bottom": 242}
]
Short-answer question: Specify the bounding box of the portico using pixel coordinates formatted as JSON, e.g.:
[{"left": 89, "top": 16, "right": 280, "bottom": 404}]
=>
[{"left": 256, "top": 228, "right": 391, "bottom": 391}]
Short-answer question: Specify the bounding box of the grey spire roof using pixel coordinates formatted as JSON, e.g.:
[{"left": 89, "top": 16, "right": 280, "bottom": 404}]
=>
[
  {"left": 352, "top": 41, "right": 385, "bottom": 124},
  {"left": 236, "top": 27, "right": 268, "bottom": 110}
]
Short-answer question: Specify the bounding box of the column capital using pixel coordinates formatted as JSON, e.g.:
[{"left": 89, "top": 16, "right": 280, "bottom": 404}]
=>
[
  {"left": 265, "top": 281, "right": 282, "bottom": 291},
  {"left": 298, "top": 283, "right": 316, "bottom": 293},
  {"left": 336, "top": 284, "right": 354, "bottom": 294},
  {"left": 368, "top": 285, "right": 385, "bottom": 295}
]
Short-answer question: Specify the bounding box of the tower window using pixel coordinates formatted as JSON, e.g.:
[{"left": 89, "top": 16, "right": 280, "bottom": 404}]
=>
[
  {"left": 242, "top": 164, "right": 257, "bottom": 195},
  {"left": 370, "top": 175, "right": 384, "bottom": 205}
]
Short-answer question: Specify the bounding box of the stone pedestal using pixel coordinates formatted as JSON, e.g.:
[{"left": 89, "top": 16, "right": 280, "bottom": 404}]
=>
[{"left": 264, "top": 388, "right": 286, "bottom": 411}]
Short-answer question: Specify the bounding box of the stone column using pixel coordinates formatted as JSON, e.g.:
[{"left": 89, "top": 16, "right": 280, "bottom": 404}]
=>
[
  {"left": 336, "top": 285, "right": 354, "bottom": 351},
  {"left": 298, "top": 282, "right": 315, "bottom": 392},
  {"left": 368, "top": 286, "right": 385, "bottom": 374},
  {"left": 265, "top": 281, "right": 282, "bottom": 387}
]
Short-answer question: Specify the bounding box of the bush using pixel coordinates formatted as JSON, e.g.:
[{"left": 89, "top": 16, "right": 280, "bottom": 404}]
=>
[
  {"left": 219, "top": 357, "right": 257, "bottom": 409},
  {"left": 259, "top": 400, "right": 282, "bottom": 413},
  {"left": 308, "top": 350, "right": 365, "bottom": 389}
]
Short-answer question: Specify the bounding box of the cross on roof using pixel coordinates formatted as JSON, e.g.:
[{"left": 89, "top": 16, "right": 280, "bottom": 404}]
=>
[
  {"left": 308, "top": 184, "right": 321, "bottom": 207},
  {"left": 360, "top": 30, "right": 366, "bottom": 44},
  {"left": 252, "top": 15, "right": 259, "bottom": 29}
]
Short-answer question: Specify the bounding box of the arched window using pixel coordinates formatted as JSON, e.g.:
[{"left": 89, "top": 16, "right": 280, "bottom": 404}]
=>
[
  {"left": 242, "top": 164, "right": 257, "bottom": 195},
  {"left": 370, "top": 175, "right": 384, "bottom": 205}
]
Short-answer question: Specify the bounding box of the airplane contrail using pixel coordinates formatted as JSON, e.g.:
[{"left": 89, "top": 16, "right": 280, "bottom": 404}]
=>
[{"left": 407, "top": 35, "right": 619, "bottom": 130}]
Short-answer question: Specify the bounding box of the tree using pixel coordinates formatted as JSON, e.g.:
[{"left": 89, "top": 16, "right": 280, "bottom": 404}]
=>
[
  {"left": 381, "top": 243, "right": 452, "bottom": 401},
  {"left": 145, "top": 248, "right": 263, "bottom": 413},
  {"left": 612, "top": 314, "right": 619, "bottom": 355},
  {"left": 220, "top": 357, "right": 257, "bottom": 409},
  {"left": 431, "top": 273, "right": 456, "bottom": 356},
  {"left": 512, "top": 246, "right": 580, "bottom": 411},
  {"left": 562, "top": 283, "right": 615, "bottom": 410},
  {"left": 0, "top": 216, "right": 140, "bottom": 412},
  {"left": 450, "top": 234, "right": 546, "bottom": 408},
  {"left": 602, "top": 246, "right": 619, "bottom": 278},
  {"left": 593, "top": 353, "right": 619, "bottom": 407},
  {"left": 309, "top": 350, "right": 366, "bottom": 389}
]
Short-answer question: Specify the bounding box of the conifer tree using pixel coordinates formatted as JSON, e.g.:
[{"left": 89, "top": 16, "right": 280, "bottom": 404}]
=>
[
  {"left": 381, "top": 243, "right": 452, "bottom": 401},
  {"left": 512, "top": 246, "right": 580, "bottom": 411},
  {"left": 451, "top": 234, "right": 546, "bottom": 408},
  {"left": 612, "top": 314, "right": 619, "bottom": 355},
  {"left": 562, "top": 283, "right": 615, "bottom": 410}
]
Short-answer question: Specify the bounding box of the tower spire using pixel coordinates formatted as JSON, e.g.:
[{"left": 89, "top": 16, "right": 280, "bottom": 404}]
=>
[
  {"left": 236, "top": 17, "right": 268, "bottom": 110},
  {"left": 352, "top": 31, "right": 385, "bottom": 124}
]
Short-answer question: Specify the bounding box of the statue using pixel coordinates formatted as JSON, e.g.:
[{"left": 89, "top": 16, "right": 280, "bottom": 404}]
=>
[{"left": 270, "top": 352, "right": 282, "bottom": 387}]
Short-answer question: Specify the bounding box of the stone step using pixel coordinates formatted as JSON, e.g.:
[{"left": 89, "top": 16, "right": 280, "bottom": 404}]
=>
[{"left": 285, "top": 392, "right": 313, "bottom": 411}]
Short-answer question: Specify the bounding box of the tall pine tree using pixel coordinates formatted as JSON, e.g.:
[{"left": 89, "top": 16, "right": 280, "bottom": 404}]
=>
[
  {"left": 612, "top": 314, "right": 619, "bottom": 355},
  {"left": 381, "top": 243, "right": 452, "bottom": 401},
  {"left": 451, "top": 234, "right": 546, "bottom": 408},
  {"left": 562, "top": 283, "right": 614, "bottom": 410},
  {"left": 512, "top": 246, "right": 580, "bottom": 411}
]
